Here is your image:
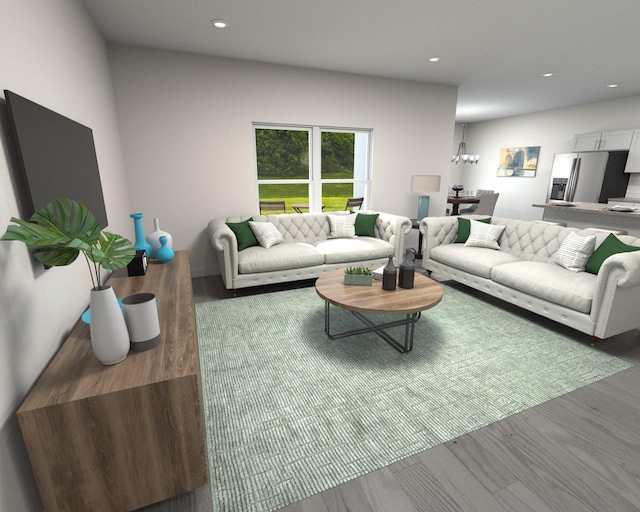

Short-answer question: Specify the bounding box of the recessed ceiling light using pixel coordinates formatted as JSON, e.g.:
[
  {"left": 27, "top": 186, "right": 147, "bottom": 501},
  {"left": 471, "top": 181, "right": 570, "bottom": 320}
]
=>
[
  {"left": 429, "top": 56, "right": 441, "bottom": 62},
  {"left": 542, "top": 72, "right": 554, "bottom": 77},
  {"left": 606, "top": 83, "right": 620, "bottom": 88},
  {"left": 211, "top": 19, "right": 229, "bottom": 28}
]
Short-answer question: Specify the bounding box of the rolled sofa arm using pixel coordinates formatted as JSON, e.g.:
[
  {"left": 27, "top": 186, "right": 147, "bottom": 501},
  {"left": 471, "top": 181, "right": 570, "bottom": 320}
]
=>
[
  {"left": 207, "top": 219, "right": 240, "bottom": 286},
  {"left": 419, "top": 216, "right": 459, "bottom": 262},
  {"left": 597, "top": 250, "right": 640, "bottom": 288},
  {"left": 375, "top": 212, "right": 412, "bottom": 260},
  {"left": 589, "top": 249, "right": 640, "bottom": 338}
]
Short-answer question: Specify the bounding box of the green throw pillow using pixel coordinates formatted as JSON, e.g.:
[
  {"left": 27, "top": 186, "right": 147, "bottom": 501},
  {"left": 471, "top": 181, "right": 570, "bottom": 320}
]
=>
[
  {"left": 454, "top": 217, "right": 491, "bottom": 243},
  {"left": 354, "top": 213, "right": 379, "bottom": 237},
  {"left": 585, "top": 233, "right": 640, "bottom": 274},
  {"left": 226, "top": 217, "right": 259, "bottom": 251}
]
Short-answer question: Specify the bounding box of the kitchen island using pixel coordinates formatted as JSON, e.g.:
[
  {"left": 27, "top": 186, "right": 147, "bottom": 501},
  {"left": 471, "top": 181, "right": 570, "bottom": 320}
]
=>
[{"left": 533, "top": 202, "right": 640, "bottom": 236}]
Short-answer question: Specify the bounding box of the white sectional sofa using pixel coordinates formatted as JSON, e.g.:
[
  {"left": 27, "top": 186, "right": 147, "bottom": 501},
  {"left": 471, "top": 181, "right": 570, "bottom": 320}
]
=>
[
  {"left": 420, "top": 215, "right": 640, "bottom": 343},
  {"left": 209, "top": 211, "right": 411, "bottom": 292}
]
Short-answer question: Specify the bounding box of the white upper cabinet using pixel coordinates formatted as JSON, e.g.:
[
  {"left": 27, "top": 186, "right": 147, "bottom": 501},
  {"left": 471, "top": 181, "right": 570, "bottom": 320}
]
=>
[
  {"left": 573, "top": 132, "right": 602, "bottom": 151},
  {"left": 624, "top": 129, "right": 640, "bottom": 173},
  {"left": 573, "top": 129, "right": 634, "bottom": 152}
]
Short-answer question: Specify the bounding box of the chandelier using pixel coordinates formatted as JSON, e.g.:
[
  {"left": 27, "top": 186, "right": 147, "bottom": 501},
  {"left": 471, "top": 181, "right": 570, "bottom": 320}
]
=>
[{"left": 451, "top": 124, "right": 479, "bottom": 164}]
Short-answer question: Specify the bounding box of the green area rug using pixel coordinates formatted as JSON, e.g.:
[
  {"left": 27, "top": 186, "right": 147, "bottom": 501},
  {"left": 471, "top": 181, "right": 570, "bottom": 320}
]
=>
[{"left": 195, "top": 284, "right": 631, "bottom": 512}]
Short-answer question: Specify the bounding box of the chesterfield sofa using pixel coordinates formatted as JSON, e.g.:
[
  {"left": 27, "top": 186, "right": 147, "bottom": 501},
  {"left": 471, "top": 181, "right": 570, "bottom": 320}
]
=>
[
  {"left": 419, "top": 215, "right": 640, "bottom": 343},
  {"left": 209, "top": 211, "right": 411, "bottom": 292}
]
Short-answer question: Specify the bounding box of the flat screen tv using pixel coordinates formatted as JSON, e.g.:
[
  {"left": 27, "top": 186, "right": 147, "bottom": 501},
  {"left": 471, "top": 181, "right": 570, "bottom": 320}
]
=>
[{"left": 4, "top": 90, "right": 108, "bottom": 228}]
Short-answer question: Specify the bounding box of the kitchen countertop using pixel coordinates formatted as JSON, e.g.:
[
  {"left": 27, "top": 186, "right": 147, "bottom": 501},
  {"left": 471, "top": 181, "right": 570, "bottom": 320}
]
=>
[
  {"left": 532, "top": 202, "right": 640, "bottom": 217},
  {"left": 608, "top": 197, "right": 640, "bottom": 203}
]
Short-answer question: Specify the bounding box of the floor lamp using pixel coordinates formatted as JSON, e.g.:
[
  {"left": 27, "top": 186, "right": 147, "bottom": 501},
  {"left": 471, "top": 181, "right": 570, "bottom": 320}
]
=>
[{"left": 411, "top": 175, "right": 441, "bottom": 220}]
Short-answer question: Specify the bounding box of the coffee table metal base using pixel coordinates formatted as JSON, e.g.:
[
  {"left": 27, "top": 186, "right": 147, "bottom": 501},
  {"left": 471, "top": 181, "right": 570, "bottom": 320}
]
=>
[{"left": 324, "top": 302, "right": 421, "bottom": 353}]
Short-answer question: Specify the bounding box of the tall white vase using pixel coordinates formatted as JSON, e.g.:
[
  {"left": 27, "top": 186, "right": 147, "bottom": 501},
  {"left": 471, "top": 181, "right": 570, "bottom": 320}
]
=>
[
  {"left": 90, "top": 286, "right": 130, "bottom": 365},
  {"left": 145, "top": 218, "right": 173, "bottom": 258}
]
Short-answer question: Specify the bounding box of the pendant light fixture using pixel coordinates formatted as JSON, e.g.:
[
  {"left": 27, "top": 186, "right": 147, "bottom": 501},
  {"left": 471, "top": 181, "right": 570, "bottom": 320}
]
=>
[{"left": 451, "top": 124, "right": 479, "bottom": 164}]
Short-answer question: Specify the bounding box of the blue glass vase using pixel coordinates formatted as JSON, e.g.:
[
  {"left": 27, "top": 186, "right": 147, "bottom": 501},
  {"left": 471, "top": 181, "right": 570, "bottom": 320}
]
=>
[
  {"left": 156, "top": 235, "right": 175, "bottom": 264},
  {"left": 130, "top": 213, "right": 152, "bottom": 259}
]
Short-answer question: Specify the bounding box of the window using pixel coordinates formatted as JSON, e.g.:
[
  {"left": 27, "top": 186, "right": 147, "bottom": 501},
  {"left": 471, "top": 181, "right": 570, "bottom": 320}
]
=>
[{"left": 254, "top": 124, "right": 371, "bottom": 213}]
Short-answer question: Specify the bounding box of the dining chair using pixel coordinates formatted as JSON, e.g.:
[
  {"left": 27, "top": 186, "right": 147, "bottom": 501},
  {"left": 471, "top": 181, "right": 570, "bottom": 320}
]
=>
[
  {"left": 474, "top": 192, "right": 500, "bottom": 216},
  {"left": 259, "top": 200, "right": 286, "bottom": 214},
  {"left": 459, "top": 189, "right": 494, "bottom": 214},
  {"left": 345, "top": 197, "right": 364, "bottom": 210}
]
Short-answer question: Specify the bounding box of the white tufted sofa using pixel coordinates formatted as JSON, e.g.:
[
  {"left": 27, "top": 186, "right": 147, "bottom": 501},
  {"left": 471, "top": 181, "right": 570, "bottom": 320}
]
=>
[
  {"left": 420, "top": 215, "right": 640, "bottom": 342},
  {"left": 208, "top": 211, "right": 411, "bottom": 292}
]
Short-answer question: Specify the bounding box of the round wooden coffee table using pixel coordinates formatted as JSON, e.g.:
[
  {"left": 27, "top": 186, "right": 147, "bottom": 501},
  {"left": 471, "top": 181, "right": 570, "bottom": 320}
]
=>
[{"left": 315, "top": 268, "right": 443, "bottom": 353}]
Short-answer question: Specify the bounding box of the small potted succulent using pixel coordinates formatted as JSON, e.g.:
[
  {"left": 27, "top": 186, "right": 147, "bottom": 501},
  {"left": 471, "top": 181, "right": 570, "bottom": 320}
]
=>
[{"left": 343, "top": 266, "right": 373, "bottom": 286}]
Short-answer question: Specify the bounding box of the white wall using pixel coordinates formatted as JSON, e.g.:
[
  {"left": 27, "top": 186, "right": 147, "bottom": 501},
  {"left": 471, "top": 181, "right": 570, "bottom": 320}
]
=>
[
  {"left": 0, "top": 1, "right": 131, "bottom": 510},
  {"left": 458, "top": 96, "right": 640, "bottom": 219},
  {"left": 108, "top": 46, "right": 459, "bottom": 276}
]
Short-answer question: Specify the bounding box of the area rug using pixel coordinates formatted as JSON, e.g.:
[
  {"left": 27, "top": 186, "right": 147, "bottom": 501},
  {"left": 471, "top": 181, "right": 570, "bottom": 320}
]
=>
[{"left": 195, "top": 284, "right": 631, "bottom": 512}]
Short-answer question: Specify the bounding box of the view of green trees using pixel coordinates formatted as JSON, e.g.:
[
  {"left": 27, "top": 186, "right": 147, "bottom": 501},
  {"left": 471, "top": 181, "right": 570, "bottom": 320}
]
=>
[
  {"left": 256, "top": 129, "right": 358, "bottom": 212},
  {"left": 320, "top": 132, "right": 355, "bottom": 179},
  {"left": 256, "top": 129, "right": 309, "bottom": 179}
]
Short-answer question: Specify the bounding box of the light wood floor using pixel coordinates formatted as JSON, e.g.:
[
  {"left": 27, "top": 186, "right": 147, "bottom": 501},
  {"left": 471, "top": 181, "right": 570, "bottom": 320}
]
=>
[{"left": 138, "top": 274, "right": 640, "bottom": 512}]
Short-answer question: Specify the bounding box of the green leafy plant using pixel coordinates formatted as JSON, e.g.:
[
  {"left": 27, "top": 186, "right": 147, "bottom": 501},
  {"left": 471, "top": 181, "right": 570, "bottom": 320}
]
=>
[
  {"left": 344, "top": 266, "right": 373, "bottom": 276},
  {"left": 2, "top": 198, "right": 135, "bottom": 290}
]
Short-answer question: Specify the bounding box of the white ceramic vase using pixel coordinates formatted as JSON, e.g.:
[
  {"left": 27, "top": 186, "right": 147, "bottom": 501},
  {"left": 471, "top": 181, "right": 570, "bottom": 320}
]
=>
[
  {"left": 121, "top": 293, "right": 162, "bottom": 352},
  {"left": 145, "top": 218, "right": 173, "bottom": 258},
  {"left": 90, "top": 286, "right": 130, "bottom": 365}
]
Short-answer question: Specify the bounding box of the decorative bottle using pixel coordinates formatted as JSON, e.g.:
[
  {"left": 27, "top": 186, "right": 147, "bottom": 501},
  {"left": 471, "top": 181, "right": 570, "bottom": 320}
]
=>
[
  {"left": 382, "top": 256, "right": 397, "bottom": 291},
  {"left": 398, "top": 249, "right": 416, "bottom": 289},
  {"left": 145, "top": 218, "right": 173, "bottom": 258},
  {"left": 156, "top": 235, "right": 175, "bottom": 264},
  {"left": 130, "top": 213, "right": 152, "bottom": 259}
]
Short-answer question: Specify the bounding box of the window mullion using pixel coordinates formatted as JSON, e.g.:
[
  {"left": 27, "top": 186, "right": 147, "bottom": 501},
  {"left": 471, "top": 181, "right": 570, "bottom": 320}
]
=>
[{"left": 310, "top": 127, "right": 322, "bottom": 211}]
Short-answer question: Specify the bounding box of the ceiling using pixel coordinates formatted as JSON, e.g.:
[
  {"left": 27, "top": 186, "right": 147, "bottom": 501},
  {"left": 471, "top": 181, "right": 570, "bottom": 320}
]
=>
[{"left": 81, "top": 0, "right": 640, "bottom": 123}]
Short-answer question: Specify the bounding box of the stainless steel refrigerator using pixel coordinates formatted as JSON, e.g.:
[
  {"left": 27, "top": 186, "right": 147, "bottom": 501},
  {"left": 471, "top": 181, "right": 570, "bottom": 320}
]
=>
[{"left": 546, "top": 152, "right": 629, "bottom": 203}]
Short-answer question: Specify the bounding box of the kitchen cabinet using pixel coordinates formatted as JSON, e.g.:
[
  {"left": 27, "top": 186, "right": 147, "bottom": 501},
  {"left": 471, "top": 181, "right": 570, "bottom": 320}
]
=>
[
  {"left": 624, "top": 129, "right": 640, "bottom": 173},
  {"left": 573, "top": 129, "right": 634, "bottom": 152}
]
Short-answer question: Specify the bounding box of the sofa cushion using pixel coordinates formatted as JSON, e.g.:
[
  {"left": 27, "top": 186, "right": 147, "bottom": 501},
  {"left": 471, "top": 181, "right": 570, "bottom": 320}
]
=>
[
  {"left": 464, "top": 220, "right": 505, "bottom": 250},
  {"left": 238, "top": 243, "right": 324, "bottom": 273},
  {"left": 355, "top": 213, "right": 379, "bottom": 237},
  {"left": 249, "top": 221, "right": 284, "bottom": 249},
  {"left": 314, "top": 237, "right": 393, "bottom": 264},
  {"left": 553, "top": 231, "right": 595, "bottom": 272},
  {"left": 226, "top": 218, "right": 259, "bottom": 251},
  {"left": 585, "top": 233, "right": 640, "bottom": 274},
  {"left": 454, "top": 217, "right": 491, "bottom": 243},
  {"left": 430, "top": 244, "right": 522, "bottom": 279},
  {"left": 492, "top": 261, "right": 596, "bottom": 313},
  {"left": 328, "top": 213, "right": 357, "bottom": 238}
]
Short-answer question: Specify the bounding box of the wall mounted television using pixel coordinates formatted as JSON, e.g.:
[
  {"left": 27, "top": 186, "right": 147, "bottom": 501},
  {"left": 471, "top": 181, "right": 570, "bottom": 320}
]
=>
[{"left": 4, "top": 90, "right": 108, "bottom": 228}]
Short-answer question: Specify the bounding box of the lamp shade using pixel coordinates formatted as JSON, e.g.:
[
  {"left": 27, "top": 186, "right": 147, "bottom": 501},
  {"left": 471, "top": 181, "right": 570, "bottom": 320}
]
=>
[{"left": 411, "top": 175, "right": 441, "bottom": 193}]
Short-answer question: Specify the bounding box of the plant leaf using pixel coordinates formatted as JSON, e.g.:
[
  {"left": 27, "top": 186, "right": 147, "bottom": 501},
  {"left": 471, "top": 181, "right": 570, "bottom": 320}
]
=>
[
  {"left": 31, "top": 198, "right": 101, "bottom": 245},
  {"left": 89, "top": 231, "right": 135, "bottom": 270},
  {"left": 2, "top": 198, "right": 102, "bottom": 268}
]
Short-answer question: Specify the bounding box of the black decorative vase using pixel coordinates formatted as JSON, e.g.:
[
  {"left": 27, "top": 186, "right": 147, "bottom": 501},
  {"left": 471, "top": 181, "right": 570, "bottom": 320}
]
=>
[
  {"left": 382, "top": 256, "right": 397, "bottom": 291},
  {"left": 398, "top": 249, "right": 416, "bottom": 289}
]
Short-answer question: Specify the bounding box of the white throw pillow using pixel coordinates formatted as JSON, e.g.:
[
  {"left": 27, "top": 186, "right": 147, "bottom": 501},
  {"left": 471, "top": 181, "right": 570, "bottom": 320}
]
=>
[
  {"left": 554, "top": 231, "right": 596, "bottom": 272},
  {"left": 249, "top": 221, "right": 284, "bottom": 249},
  {"left": 464, "top": 218, "right": 505, "bottom": 250},
  {"left": 328, "top": 213, "right": 357, "bottom": 238}
]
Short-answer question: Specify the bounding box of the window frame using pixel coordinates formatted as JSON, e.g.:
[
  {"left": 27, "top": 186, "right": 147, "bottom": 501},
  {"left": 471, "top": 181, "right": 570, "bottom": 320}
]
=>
[{"left": 253, "top": 123, "right": 373, "bottom": 213}]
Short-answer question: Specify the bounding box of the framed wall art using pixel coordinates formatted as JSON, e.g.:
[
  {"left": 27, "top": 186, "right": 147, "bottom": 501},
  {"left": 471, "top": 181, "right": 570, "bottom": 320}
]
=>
[{"left": 497, "top": 146, "right": 540, "bottom": 177}]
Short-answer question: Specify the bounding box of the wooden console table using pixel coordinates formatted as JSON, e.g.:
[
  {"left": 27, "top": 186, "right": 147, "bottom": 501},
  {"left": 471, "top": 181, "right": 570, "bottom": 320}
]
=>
[{"left": 17, "top": 251, "right": 208, "bottom": 511}]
